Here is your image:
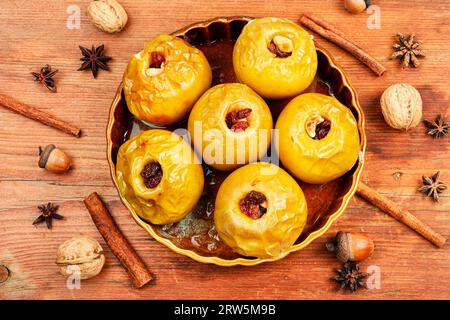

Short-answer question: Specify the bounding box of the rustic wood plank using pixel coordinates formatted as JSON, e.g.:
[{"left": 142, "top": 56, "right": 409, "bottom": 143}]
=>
[{"left": 0, "top": 0, "right": 449, "bottom": 299}]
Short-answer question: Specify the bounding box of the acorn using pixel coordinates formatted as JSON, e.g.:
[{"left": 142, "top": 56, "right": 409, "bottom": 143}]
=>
[
  {"left": 38, "top": 144, "right": 71, "bottom": 173},
  {"left": 0, "top": 265, "right": 10, "bottom": 284},
  {"left": 326, "top": 231, "right": 374, "bottom": 262},
  {"left": 344, "top": 0, "right": 371, "bottom": 14}
]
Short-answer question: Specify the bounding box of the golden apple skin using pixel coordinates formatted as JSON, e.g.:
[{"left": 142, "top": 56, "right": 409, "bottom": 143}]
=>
[
  {"left": 233, "top": 17, "right": 317, "bottom": 99},
  {"left": 116, "top": 129, "right": 204, "bottom": 225},
  {"left": 214, "top": 162, "right": 308, "bottom": 258},
  {"left": 275, "top": 93, "right": 360, "bottom": 184},
  {"left": 187, "top": 83, "right": 273, "bottom": 171},
  {"left": 123, "top": 35, "right": 212, "bottom": 126}
]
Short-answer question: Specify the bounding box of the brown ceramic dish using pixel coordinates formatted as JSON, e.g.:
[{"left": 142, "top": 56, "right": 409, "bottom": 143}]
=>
[{"left": 106, "top": 17, "right": 367, "bottom": 266}]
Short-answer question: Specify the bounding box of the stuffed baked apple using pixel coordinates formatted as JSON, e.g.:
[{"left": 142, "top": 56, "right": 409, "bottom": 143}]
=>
[
  {"left": 123, "top": 35, "right": 212, "bottom": 126},
  {"left": 275, "top": 93, "right": 360, "bottom": 184},
  {"left": 116, "top": 129, "right": 204, "bottom": 225},
  {"left": 188, "top": 83, "right": 273, "bottom": 171},
  {"left": 233, "top": 17, "right": 317, "bottom": 99},
  {"left": 214, "top": 162, "right": 308, "bottom": 258}
]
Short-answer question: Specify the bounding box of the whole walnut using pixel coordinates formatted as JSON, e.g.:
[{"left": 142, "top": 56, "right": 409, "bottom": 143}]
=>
[
  {"left": 56, "top": 236, "right": 105, "bottom": 280},
  {"left": 380, "top": 83, "right": 422, "bottom": 130},
  {"left": 87, "top": 0, "right": 128, "bottom": 34}
]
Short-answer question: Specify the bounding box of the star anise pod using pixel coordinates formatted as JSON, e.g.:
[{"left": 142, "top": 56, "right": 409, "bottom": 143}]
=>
[
  {"left": 391, "top": 33, "right": 425, "bottom": 68},
  {"left": 332, "top": 262, "right": 368, "bottom": 292},
  {"left": 32, "top": 202, "right": 64, "bottom": 229},
  {"left": 78, "top": 44, "right": 112, "bottom": 78},
  {"left": 424, "top": 114, "right": 449, "bottom": 139},
  {"left": 418, "top": 171, "right": 447, "bottom": 202},
  {"left": 31, "top": 65, "right": 58, "bottom": 92}
]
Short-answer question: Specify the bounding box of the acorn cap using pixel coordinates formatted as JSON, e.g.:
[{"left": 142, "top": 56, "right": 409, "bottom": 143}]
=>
[
  {"left": 38, "top": 144, "right": 56, "bottom": 168},
  {"left": 326, "top": 231, "right": 352, "bottom": 262}
]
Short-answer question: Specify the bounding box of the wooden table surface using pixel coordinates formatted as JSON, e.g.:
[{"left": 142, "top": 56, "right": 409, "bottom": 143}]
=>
[{"left": 0, "top": 0, "right": 449, "bottom": 300}]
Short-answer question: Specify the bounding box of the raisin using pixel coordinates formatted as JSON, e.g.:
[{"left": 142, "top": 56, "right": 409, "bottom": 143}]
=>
[
  {"left": 140, "top": 162, "right": 163, "bottom": 188},
  {"left": 239, "top": 191, "right": 267, "bottom": 220},
  {"left": 150, "top": 51, "right": 165, "bottom": 68},
  {"left": 314, "top": 119, "right": 332, "bottom": 140},
  {"left": 236, "top": 108, "right": 252, "bottom": 119},
  {"left": 225, "top": 111, "right": 238, "bottom": 128},
  {"left": 231, "top": 121, "right": 250, "bottom": 132},
  {"left": 225, "top": 108, "right": 252, "bottom": 132}
]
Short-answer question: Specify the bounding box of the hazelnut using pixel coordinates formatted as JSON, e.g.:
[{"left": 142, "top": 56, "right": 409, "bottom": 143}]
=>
[
  {"left": 38, "top": 144, "right": 71, "bottom": 173},
  {"left": 56, "top": 236, "right": 105, "bottom": 280},
  {"left": 268, "top": 35, "right": 293, "bottom": 58},
  {"left": 344, "top": 0, "right": 371, "bottom": 14},
  {"left": 272, "top": 35, "right": 294, "bottom": 54},
  {"left": 326, "top": 231, "right": 375, "bottom": 262},
  {"left": 380, "top": 83, "right": 422, "bottom": 130}
]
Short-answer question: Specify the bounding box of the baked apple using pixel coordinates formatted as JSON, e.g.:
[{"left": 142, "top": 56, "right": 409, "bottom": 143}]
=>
[
  {"left": 233, "top": 17, "right": 317, "bottom": 99},
  {"left": 275, "top": 93, "right": 360, "bottom": 184},
  {"left": 116, "top": 129, "right": 204, "bottom": 225},
  {"left": 123, "top": 35, "right": 212, "bottom": 126},
  {"left": 187, "top": 83, "right": 273, "bottom": 171},
  {"left": 214, "top": 162, "right": 308, "bottom": 258}
]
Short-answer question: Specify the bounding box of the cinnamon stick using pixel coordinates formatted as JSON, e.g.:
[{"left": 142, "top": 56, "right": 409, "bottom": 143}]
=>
[
  {"left": 357, "top": 182, "right": 447, "bottom": 248},
  {"left": 299, "top": 13, "right": 386, "bottom": 77},
  {"left": 84, "top": 192, "right": 153, "bottom": 288},
  {"left": 0, "top": 93, "right": 81, "bottom": 137},
  {"left": 302, "top": 13, "right": 352, "bottom": 42}
]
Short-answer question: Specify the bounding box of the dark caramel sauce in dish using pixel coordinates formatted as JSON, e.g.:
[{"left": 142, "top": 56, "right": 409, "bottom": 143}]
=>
[{"left": 122, "top": 39, "right": 343, "bottom": 260}]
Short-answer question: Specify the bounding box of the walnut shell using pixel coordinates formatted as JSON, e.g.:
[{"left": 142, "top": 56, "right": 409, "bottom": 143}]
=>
[
  {"left": 87, "top": 0, "right": 128, "bottom": 34},
  {"left": 56, "top": 236, "right": 105, "bottom": 280},
  {"left": 380, "top": 83, "right": 422, "bottom": 130}
]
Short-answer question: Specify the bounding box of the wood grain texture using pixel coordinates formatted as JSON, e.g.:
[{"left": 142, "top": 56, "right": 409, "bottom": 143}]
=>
[{"left": 0, "top": 0, "right": 449, "bottom": 300}]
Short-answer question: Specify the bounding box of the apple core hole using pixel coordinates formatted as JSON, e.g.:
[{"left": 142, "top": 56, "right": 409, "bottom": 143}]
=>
[
  {"left": 225, "top": 108, "right": 252, "bottom": 132},
  {"left": 239, "top": 191, "right": 267, "bottom": 219},
  {"left": 141, "top": 162, "right": 163, "bottom": 188}
]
